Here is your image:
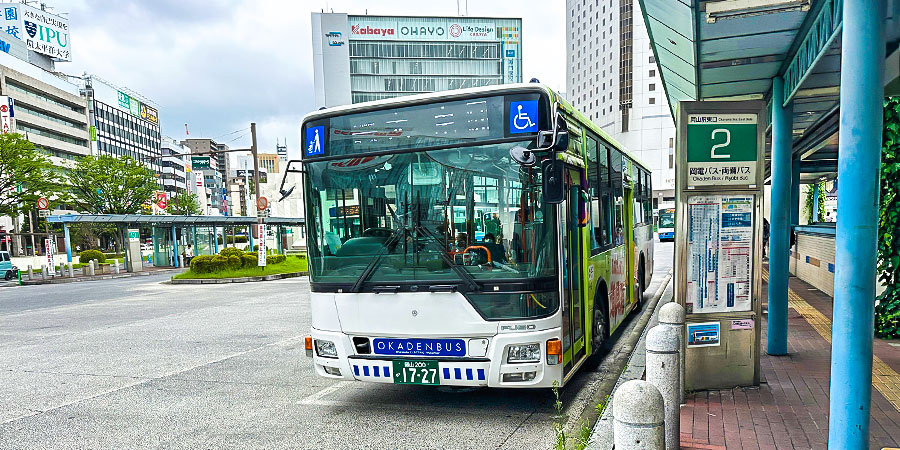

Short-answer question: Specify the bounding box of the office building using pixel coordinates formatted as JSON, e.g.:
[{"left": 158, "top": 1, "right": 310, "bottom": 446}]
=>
[
  {"left": 312, "top": 13, "right": 523, "bottom": 107},
  {"left": 79, "top": 74, "right": 162, "bottom": 174},
  {"left": 182, "top": 138, "right": 231, "bottom": 215},
  {"left": 566, "top": 0, "right": 676, "bottom": 208},
  {"left": 257, "top": 153, "right": 279, "bottom": 174},
  {"left": 0, "top": 52, "right": 89, "bottom": 164},
  {"left": 183, "top": 138, "right": 230, "bottom": 186},
  {"left": 160, "top": 137, "right": 189, "bottom": 196}
]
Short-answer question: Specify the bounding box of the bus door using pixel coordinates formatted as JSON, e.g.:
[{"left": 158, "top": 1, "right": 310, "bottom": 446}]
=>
[
  {"left": 560, "top": 166, "right": 586, "bottom": 375},
  {"left": 624, "top": 187, "right": 636, "bottom": 310}
]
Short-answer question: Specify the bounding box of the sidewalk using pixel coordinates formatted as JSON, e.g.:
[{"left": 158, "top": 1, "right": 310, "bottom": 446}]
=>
[{"left": 679, "top": 269, "right": 900, "bottom": 450}]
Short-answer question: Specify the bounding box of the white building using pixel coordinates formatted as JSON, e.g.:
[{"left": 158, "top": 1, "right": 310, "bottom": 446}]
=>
[
  {"left": 312, "top": 13, "right": 523, "bottom": 107},
  {"left": 160, "top": 137, "right": 189, "bottom": 195},
  {"left": 566, "top": 0, "right": 676, "bottom": 210}
]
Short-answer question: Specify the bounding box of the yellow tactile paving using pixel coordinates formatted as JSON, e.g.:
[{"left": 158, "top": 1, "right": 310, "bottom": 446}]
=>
[{"left": 763, "top": 269, "right": 900, "bottom": 413}]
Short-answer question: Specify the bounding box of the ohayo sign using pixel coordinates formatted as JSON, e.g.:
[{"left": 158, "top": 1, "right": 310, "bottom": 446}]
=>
[{"left": 349, "top": 19, "right": 496, "bottom": 41}]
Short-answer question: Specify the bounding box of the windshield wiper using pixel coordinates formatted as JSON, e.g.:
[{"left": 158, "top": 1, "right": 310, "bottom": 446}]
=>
[
  {"left": 414, "top": 225, "right": 479, "bottom": 292},
  {"left": 350, "top": 226, "right": 406, "bottom": 293}
]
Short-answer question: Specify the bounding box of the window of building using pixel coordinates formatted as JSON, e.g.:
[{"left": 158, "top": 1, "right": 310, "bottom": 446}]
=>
[
  {"left": 649, "top": 98, "right": 656, "bottom": 104},
  {"left": 649, "top": 83, "right": 655, "bottom": 91},
  {"left": 649, "top": 69, "right": 656, "bottom": 77},
  {"left": 649, "top": 56, "right": 655, "bottom": 63}
]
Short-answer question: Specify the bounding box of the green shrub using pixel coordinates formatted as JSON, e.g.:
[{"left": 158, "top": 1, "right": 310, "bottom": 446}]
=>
[
  {"left": 190, "top": 255, "right": 214, "bottom": 273},
  {"left": 226, "top": 255, "right": 241, "bottom": 270},
  {"left": 216, "top": 235, "right": 249, "bottom": 244},
  {"left": 211, "top": 255, "right": 227, "bottom": 272},
  {"left": 266, "top": 254, "right": 286, "bottom": 265},
  {"left": 220, "top": 247, "right": 243, "bottom": 259},
  {"left": 241, "top": 254, "right": 258, "bottom": 267},
  {"left": 78, "top": 249, "right": 106, "bottom": 264}
]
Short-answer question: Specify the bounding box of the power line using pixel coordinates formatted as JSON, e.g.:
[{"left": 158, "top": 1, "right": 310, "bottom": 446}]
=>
[{"left": 212, "top": 127, "right": 250, "bottom": 140}]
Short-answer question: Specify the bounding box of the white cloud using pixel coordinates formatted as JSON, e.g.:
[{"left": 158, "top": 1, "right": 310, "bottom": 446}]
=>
[{"left": 58, "top": 0, "right": 564, "bottom": 162}]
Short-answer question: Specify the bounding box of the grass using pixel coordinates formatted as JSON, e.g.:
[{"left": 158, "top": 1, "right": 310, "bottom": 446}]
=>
[{"left": 172, "top": 256, "right": 308, "bottom": 280}]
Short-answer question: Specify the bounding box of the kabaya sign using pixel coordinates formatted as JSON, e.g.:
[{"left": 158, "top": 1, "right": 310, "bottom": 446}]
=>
[{"left": 348, "top": 18, "right": 497, "bottom": 42}]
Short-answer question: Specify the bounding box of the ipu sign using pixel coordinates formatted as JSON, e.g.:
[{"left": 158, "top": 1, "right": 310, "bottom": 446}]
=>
[{"left": 686, "top": 114, "right": 758, "bottom": 187}]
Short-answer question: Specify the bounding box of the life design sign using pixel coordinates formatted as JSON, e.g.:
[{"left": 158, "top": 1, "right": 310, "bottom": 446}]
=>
[{"left": 686, "top": 114, "right": 758, "bottom": 187}]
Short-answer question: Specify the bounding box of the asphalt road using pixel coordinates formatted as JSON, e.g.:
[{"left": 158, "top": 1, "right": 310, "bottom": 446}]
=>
[{"left": 0, "top": 241, "right": 673, "bottom": 449}]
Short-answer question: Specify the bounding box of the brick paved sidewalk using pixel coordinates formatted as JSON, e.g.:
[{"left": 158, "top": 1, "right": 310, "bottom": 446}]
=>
[{"left": 679, "top": 271, "right": 900, "bottom": 450}]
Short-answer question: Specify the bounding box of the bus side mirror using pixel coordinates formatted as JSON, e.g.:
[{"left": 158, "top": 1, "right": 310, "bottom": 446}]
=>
[{"left": 542, "top": 159, "right": 565, "bottom": 204}]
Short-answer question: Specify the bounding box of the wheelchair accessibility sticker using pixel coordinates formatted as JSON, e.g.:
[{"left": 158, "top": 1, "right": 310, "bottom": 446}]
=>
[
  {"left": 305, "top": 126, "right": 324, "bottom": 156},
  {"left": 509, "top": 100, "right": 538, "bottom": 133}
]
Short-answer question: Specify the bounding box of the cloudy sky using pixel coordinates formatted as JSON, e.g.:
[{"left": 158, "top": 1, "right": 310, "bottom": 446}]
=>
[{"left": 58, "top": 0, "right": 565, "bottom": 161}]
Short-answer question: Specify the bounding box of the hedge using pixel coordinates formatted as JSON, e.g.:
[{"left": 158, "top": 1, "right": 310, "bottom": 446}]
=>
[
  {"left": 78, "top": 249, "right": 106, "bottom": 264},
  {"left": 219, "top": 247, "right": 243, "bottom": 259},
  {"left": 216, "top": 235, "right": 249, "bottom": 244},
  {"left": 188, "top": 253, "right": 287, "bottom": 274}
]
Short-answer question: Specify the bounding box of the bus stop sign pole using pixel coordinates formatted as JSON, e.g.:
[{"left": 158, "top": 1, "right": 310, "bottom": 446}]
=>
[{"left": 674, "top": 100, "right": 766, "bottom": 391}]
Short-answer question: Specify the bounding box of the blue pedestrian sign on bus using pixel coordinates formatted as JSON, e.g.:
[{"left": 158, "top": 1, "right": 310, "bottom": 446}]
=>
[
  {"left": 509, "top": 100, "right": 538, "bottom": 133},
  {"left": 305, "top": 125, "right": 324, "bottom": 156}
]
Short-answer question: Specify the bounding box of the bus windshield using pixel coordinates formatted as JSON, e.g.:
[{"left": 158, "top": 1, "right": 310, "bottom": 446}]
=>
[
  {"left": 659, "top": 210, "right": 675, "bottom": 228},
  {"left": 303, "top": 141, "right": 556, "bottom": 287}
]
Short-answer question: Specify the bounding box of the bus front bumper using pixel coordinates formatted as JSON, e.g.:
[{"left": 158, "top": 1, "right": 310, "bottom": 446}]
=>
[{"left": 309, "top": 328, "right": 564, "bottom": 388}]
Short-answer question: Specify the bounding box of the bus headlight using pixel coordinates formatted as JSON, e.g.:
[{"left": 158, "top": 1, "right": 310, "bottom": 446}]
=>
[
  {"left": 506, "top": 343, "right": 541, "bottom": 363},
  {"left": 315, "top": 339, "right": 338, "bottom": 358}
]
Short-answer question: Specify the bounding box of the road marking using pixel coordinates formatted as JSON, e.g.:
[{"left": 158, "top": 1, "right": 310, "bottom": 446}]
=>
[
  {"left": 763, "top": 269, "right": 900, "bottom": 413},
  {"left": 298, "top": 381, "right": 352, "bottom": 405}
]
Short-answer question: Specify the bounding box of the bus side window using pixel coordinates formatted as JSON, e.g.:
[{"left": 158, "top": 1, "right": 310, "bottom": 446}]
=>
[
  {"left": 611, "top": 149, "right": 624, "bottom": 246},
  {"left": 586, "top": 135, "right": 601, "bottom": 253},
  {"left": 598, "top": 144, "right": 612, "bottom": 247}
]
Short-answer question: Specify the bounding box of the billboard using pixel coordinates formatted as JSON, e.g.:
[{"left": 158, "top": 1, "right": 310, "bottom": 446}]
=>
[
  {"left": 0, "top": 3, "right": 70, "bottom": 61},
  {"left": 192, "top": 156, "right": 211, "bottom": 169},
  {"left": 349, "top": 18, "right": 498, "bottom": 41},
  {"left": 0, "top": 96, "right": 14, "bottom": 134},
  {"left": 117, "top": 90, "right": 159, "bottom": 125}
]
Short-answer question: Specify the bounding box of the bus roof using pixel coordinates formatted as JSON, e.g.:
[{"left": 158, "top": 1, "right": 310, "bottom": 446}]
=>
[{"left": 302, "top": 83, "right": 650, "bottom": 172}]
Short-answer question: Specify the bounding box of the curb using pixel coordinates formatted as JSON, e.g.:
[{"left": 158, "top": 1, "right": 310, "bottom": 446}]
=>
[
  {"left": 18, "top": 269, "right": 184, "bottom": 286},
  {"left": 169, "top": 271, "right": 308, "bottom": 284},
  {"left": 586, "top": 272, "right": 674, "bottom": 450}
]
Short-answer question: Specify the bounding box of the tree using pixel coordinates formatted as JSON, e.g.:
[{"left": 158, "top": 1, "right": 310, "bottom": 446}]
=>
[
  {"left": 0, "top": 133, "right": 61, "bottom": 218},
  {"left": 877, "top": 97, "right": 900, "bottom": 338},
  {"left": 68, "top": 155, "right": 158, "bottom": 214},
  {"left": 166, "top": 192, "right": 202, "bottom": 216}
]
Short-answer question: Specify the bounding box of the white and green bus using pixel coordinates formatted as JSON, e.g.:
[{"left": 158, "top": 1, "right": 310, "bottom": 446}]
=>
[{"left": 298, "top": 84, "right": 653, "bottom": 388}]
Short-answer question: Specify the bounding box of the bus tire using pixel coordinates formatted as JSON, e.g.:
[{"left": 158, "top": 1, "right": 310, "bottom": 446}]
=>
[
  {"left": 637, "top": 256, "right": 646, "bottom": 307},
  {"left": 587, "top": 283, "right": 610, "bottom": 368}
]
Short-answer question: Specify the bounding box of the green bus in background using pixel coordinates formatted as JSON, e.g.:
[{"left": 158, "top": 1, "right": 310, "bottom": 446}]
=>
[{"left": 300, "top": 83, "right": 653, "bottom": 387}]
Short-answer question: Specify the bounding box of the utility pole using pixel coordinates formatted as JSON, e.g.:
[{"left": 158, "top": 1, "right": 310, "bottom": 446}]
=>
[{"left": 251, "top": 122, "right": 260, "bottom": 221}]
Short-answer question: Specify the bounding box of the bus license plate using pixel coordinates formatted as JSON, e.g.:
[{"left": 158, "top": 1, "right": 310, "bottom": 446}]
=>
[{"left": 392, "top": 360, "right": 440, "bottom": 385}]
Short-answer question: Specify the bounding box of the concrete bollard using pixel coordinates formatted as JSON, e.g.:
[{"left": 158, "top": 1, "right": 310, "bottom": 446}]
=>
[
  {"left": 27, "top": 265, "right": 33, "bottom": 280},
  {"left": 658, "top": 302, "right": 686, "bottom": 403},
  {"left": 178, "top": 254, "right": 184, "bottom": 269},
  {"left": 88, "top": 260, "right": 95, "bottom": 277},
  {"left": 646, "top": 325, "right": 681, "bottom": 450},
  {"left": 114, "top": 259, "right": 120, "bottom": 274},
  {"left": 67, "top": 263, "right": 74, "bottom": 278},
  {"left": 613, "top": 380, "right": 665, "bottom": 450},
  {"left": 41, "top": 264, "right": 48, "bottom": 280}
]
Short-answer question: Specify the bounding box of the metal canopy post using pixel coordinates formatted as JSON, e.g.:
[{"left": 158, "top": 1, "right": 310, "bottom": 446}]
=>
[
  {"left": 213, "top": 225, "right": 219, "bottom": 254},
  {"left": 171, "top": 226, "right": 179, "bottom": 268},
  {"left": 249, "top": 225, "right": 254, "bottom": 250},
  {"left": 63, "top": 224, "right": 72, "bottom": 263},
  {"left": 828, "top": 0, "right": 886, "bottom": 446},
  {"left": 767, "top": 77, "right": 793, "bottom": 356}
]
